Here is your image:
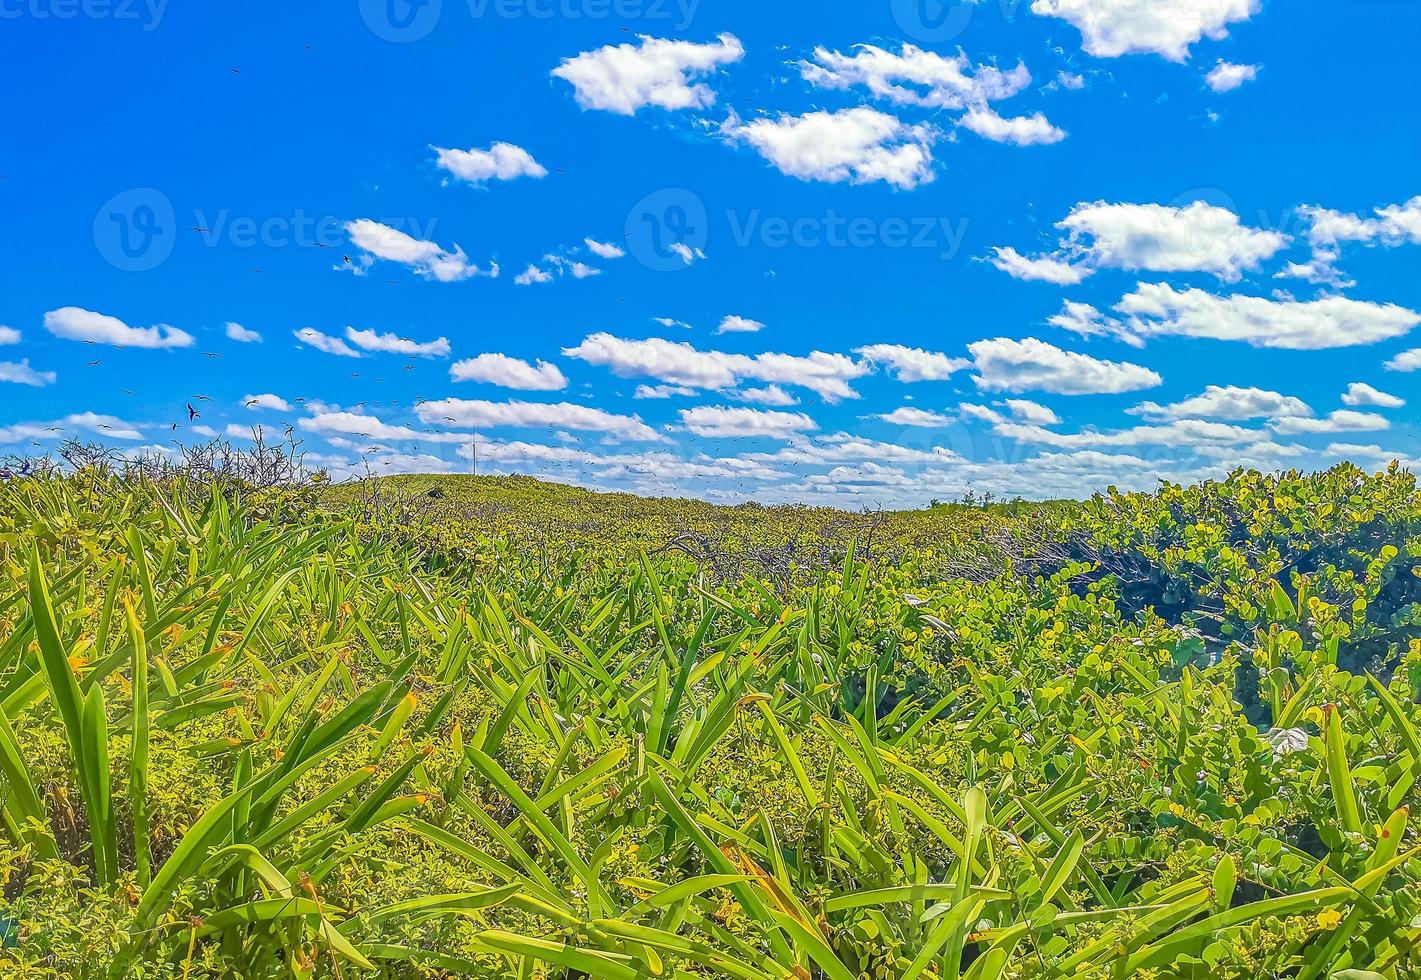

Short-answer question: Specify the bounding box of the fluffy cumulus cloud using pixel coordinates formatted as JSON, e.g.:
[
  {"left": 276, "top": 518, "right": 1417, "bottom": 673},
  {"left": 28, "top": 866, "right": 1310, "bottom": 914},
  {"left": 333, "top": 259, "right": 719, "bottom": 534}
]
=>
[
  {"left": 552, "top": 33, "right": 744, "bottom": 115},
  {"left": 853, "top": 344, "right": 971, "bottom": 381},
  {"left": 345, "top": 327, "right": 451, "bottom": 358},
  {"left": 563, "top": 333, "right": 871, "bottom": 402},
  {"left": 225, "top": 322, "right": 262, "bottom": 343},
  {"left": 997, "top": 417, "right": 1258, "bottom": 450},
  {"left": 960, "top": 108, "right": 1066, "bottom": 146},
  {"left": 44, "top": 307, "right": 194, "bottom": 349},
  {"left": 1301, "top": 197, "right": 1421, "bottom": 247},
  {"left": 432, "top": 142, "right": 547, "bottom": 186},
  {"left": 722, "top": 107, "right": 938, "bottom": 190},
  {"left": 800, "top": 43, "right": 1032, "bottom": 110},
  {"left": 449, "top": 353, "right": 569, "bottom": 390},
  {"left": 989, "top": 247, "right": 1091, "bottom": 284},
  {"left": 0, "top": 327, "right": 21, "bottom": 345},
  {"left": 0, "top": 412, "right": 144, "bottom": 444},
  {"left": 1003, "top": 399, "right": 1061, "bottom": 425},
  {"left": 876, "top": 406, "right": 955, "bottom": 427},
  {"left": 679, "top": 405, "right": 818, "bottom": 439},
  {"left": 243, "top": 393, "right": 291, "bottom": 412},
  {"left": 1113, "top": 282, "right": 1421, "bottom": 349},
  {"left": 344, "top": 219, "right": 497, "bottom": 282},
  {"left": 1343, "top": 382, "right": 1405, "bottom": 408},
  {"left": 1387, "top": 349, "right": 1421, "bottom": 372},
  {"left": 717, "top": 315, "right": 765, "bottom": 334},
  {"left": 1206, "top": 61, "right": 1259, "bottom": 92},
  {"left": 1270, "top": 410, "right": 1390, "bottom": 435},
  {"left": 417, "top": 398, "right": 662, "bottom": 441},
  {"left": 968, "top": 337, "right": 1162, "bottom": 394},
  {"left": 732, "top": 385, "right": 798, "bottom": 406},
  {"left": 293, "top": 328, "right": 364, "bottom": 358},
  {"left": 990, "top": 201, "right": 1287, "bottom": 285},
  {"left": 584, "top": 238, "right": 625, "bottom": 260},
  {"left": 0, "top": 360, "right": 56, "bottom": 387},
  {"left": 1030, "top": 0, "right": 1261, "bottom": 61},
  {"left": 800, "top": 43, "right": 1064, "bottom": 147},
  {"left": 1057, "top": 201, "right": 1288, "bottom": 281},
  {"left": 1129, "top": 385, "right": 1312, "bottom": 421}
]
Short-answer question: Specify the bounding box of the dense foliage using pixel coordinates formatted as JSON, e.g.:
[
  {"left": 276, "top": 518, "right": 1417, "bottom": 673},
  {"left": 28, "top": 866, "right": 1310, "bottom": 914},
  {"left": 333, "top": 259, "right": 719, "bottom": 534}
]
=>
[{"left": 2, "top": 462, "right": 1421, "bottom": 978}]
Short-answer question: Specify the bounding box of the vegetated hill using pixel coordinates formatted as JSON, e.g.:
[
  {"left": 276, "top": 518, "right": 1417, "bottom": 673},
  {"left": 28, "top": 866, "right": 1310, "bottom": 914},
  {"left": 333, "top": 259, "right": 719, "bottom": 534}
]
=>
[{"left": 326, "top": 472, "right": 1068, "bottom": 583}]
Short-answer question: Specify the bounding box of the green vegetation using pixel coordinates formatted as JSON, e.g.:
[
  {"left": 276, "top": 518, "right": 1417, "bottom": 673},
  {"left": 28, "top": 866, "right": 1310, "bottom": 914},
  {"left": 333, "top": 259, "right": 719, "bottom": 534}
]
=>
[{"left": 2, "top": 460, "right": 1421, "bottom": 978}]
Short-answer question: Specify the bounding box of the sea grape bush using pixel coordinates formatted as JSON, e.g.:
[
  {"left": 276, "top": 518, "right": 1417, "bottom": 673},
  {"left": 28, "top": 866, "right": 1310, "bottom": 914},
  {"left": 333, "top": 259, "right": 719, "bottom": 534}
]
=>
[{"left": 0, "top": 462, "right": 1420, "bottom": 977}]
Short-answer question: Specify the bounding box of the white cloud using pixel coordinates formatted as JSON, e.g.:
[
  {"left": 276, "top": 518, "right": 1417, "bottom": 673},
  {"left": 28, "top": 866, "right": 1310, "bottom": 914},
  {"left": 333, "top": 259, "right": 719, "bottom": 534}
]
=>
[
  {"left": 960, "top": 108, "right": 1066, "bottom": 146},
  {"left": 799, "top": 42, "right": 1032, "bottom": 110},
  {"left": 1003, "top": 399, "right": 1061, "bottom": 425},
  {"left": 0, "top": 412, "right": 144, "bottom": 444},
  {"left": 1058, "top": 201, "right": 1288, "bottom": 281},
  {"left": 432, "top": 142, "right": 547, "bottom": 186},
  {"left": 990, "top": 246, "right": 1092, "bottom": 284},
  {"left": 344, "top": 219, "right": 497, "bottom": 282},
  {"left": 44, "top": 307, "right": 194, "bottom": 349},
  {"left": 418, "top": 397, "right": 662, "bottom": 440},
  {"left": 1270, "top": 410, "right": 1389, "bottom": 435},
  {"left": 515, "top": 263, "right": 554, "bottom": 286},
  {"left": 302, "top": 411, "right": 468, "bottom": 446},
  {"left": 225, "top": 321, "right": 262, "bottom": 343},
  {"left": 1129, "top": 385, "right": 1312, "bottom": 421},
  {"left": 679, "top": 405, "right": 817, "bottom": 439},
  {"left": 345, "top": 327, "right": 451, "bottom": 358},
  {"left": 732, "top": 385, "right": 798, "bottom": 406},
  {"left": 633, "top": 384, "right": 698, "bottom": 399},
  {"left": 1205, "top": 61, "right": 1258, "bottom": 92},
  {"left": 1045, "top": 300, "right": 1139, "bottom": 345},
  {"left": 1386, "top": 349, "right": 1421, "bottom": 372},
  {"left": 968, "top": 337, "right": 1161, "bottom": 394},
  {"left": 1301, "top": 197, "right": 1421, "bottom": 246},
  {"left": 723, "top": 107, "right": 938, "bottom": 190},
  {"left": 998, "top": 417, "right": 1258, "bottom": 449},
  {"left": 1113, "top": 282, "right": 1421, "bottom": 349},
  {"left": 0, "top": 327, "right": 20, "bottom": 345},
  {"left": 584, "top": 238, "right": 625, "bottom": 260},
  {"left": 450, "top": 353, "right": 568, "bottom": 390},
  {"left": 1343, "top": 382, "right": 1405, "bottom": 408},
  {"left": 563, "top": 333, "right": 870, "bottom": 402},
  {"left": 552, "top": 33, "right": 744, "bottom": 115},
  {"left": 717, "top": 315, "right": 765, "bottom": 334},
  {"left": 1030, "top": 0, "right": 1261, "bottom": 61},
  {"left": 668, "top": 243, "right": 706, "bottom": 265},
  {"left": 243, "top": 393, "right": 291, "bottom": 412},
  {"left": 854, "top": 343, "right": 970, "bottom": 381},
  {"left": 653, "top": 316, "right": 691, "bottom": 329},
  {"left": 0, "top": 360, "right": 56, "bottom": 387},
  {"left": 876, "top": 406, "right": 955, "bottom": 427},
  {"left": 294, "top": 327, "right": 364, "bottom": 358}
]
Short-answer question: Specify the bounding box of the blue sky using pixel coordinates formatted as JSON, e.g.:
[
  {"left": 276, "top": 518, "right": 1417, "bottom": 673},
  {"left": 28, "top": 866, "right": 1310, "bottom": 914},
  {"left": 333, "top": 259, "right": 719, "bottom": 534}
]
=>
[{"left": 3, "top": 0, "right": 1420, "bottom": 504}]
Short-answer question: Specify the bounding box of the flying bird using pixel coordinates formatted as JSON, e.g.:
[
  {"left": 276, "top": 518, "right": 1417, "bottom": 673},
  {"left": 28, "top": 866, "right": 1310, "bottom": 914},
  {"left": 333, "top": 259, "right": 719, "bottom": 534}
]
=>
[{"left": 187, "top": 403, "right": 200, "bottom": 421}]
